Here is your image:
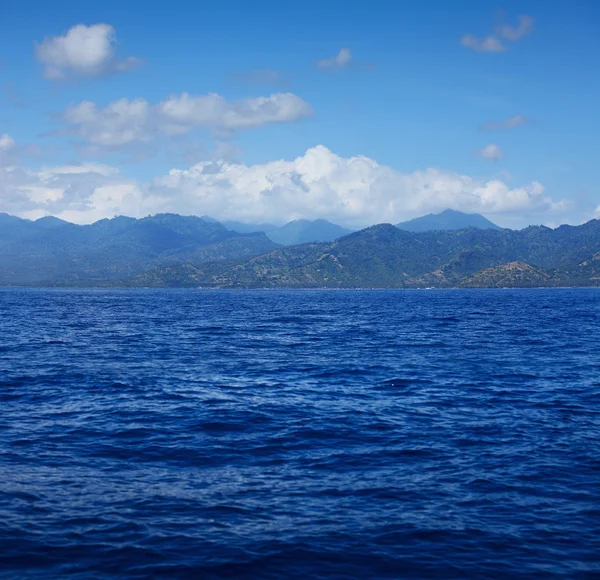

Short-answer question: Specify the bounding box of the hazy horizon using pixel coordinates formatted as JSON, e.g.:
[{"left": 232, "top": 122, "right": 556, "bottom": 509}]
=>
[{"left": 2, "top": 207, "right": 598, "bottom": 232}]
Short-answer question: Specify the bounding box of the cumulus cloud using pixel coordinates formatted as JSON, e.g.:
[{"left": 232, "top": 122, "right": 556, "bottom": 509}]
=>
[
  {"left": 62, "top": 92, "right": 313, "bottom": 146},
  {"left": 0, "top": 146, "right": 566, "bottom": 227},
  {"left": 157, "top": 92, "right": 313, "bottom": 134},
  {"left": 461, "top": 14, "right": 534, "bottom": 53},
  {"left": 0, "top": 161, "right": 142, "bottom": 223},
  {"left": 64, "top": 99, "right": 152, "bottom": 146},
  {"left": 0, "top": 136, "right": 138, "bottom": 221},
  {"left": 475, "top": 144, "right": 504, "bottom": 161},
  {"left": 480, "top": 114, "right": 531, "bottom": 131},
  {"left": 316, "top": 48, "right": 352, "bottom": 70},
  {"left": 35, "top": 24, "right": 141, "bottom": 79},
  {"left": 146, "top": 146, "right": 557, "bottom": 226}
]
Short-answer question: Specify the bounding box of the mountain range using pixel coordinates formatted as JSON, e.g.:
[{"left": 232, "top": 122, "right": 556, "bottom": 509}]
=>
[
  {"left": 126, "top": 220, "right": 600, "bottom": 289},
  {"left": 212, "top": 210, "right": 499, "bottom": 242},
  {"left": 0, "top": 213, "right": 279, "bottom": 285},
  {"left": 2, "top": 210, "right": 599, "bottom": 288}
]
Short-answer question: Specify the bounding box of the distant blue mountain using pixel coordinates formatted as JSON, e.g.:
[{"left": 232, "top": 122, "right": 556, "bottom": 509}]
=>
[
  {"left": 265, "top": 219, "right": 354, "bottom": 245},
  {"left": 32, "top": 216, "right": 69, "bottom": 229},
  {"left": 204, "top": 217, "right": 354, "bottom": 245},
  {"left": 0, "top": 213, "right": 279, "bottom": 285},
  {"left": 221, "top": 220, "right": 279, "bottom": 234},
  {"left": 396, "top": 209, "right": 502, "bottom": 232}
]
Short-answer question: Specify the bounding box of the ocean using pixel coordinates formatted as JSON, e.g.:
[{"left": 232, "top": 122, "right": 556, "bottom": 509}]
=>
[{"left": 1, "top": 288, "right": 599, "bottom": 579}]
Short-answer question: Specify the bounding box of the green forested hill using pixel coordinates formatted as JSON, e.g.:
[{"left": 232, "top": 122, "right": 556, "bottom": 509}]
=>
[
  {"left": 124, "top": 220, "right": 600, "bottom": 288},
  {"left": 214, "top": 217, "right": 353, "bottom": 245}
]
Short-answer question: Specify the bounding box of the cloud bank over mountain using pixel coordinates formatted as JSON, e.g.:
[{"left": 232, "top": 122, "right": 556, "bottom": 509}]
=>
[{"left": 0, "top": 140, "right": 568, "bottom": 228}]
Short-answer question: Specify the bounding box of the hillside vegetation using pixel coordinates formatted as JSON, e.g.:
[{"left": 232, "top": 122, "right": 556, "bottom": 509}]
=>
[{"left": 123, "top": 219, "right": 600, "bottom": 288}]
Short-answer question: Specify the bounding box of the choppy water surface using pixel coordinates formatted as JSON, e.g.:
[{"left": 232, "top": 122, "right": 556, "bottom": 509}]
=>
[{"left": 1, "top": 288, "right": 599, "bottom": 579}]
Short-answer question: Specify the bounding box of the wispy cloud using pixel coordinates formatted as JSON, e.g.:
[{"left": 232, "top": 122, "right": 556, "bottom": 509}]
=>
[
  {"left": 461, "top": 35, "right": 507, "bottom": 53},
  {"left": 480, "top": 114, "right": 532, "bottom": 131},
  {"left": 461, "top": 14, "right": 534, "bottom": 53},
  {"left": 316, "top": 48, "right": 352, "bottom": 70},
  {"left": 0, "top": 134, "right": 44, "bottom": 167},
  {"left": 495, "top": 15, "right": 535, "bottom": 41}
]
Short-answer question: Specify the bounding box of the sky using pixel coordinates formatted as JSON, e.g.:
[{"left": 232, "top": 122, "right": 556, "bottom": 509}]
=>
[{"left": 0, "top": 0, "right": 599, "bottom": 229}]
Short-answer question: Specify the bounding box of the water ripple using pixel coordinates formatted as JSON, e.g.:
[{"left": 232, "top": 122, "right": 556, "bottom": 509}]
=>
[{"left": 0, "top": 288, "right": 599, "bottom": 579}]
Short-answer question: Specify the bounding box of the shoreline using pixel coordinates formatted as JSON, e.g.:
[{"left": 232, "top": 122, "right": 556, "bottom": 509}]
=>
[{"left": 2, "top": 285, "right": 600, "bottom": 291}]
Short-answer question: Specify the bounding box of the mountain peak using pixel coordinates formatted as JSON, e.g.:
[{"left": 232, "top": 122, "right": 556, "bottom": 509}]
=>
[
  {"left": 34, "top": 216, "right": 69, "bottom": 228},
  {"left": 265, "top": 219, "right": 354, "bottom": 245},
  {"left": 396, "top": 209, "right": 501, "bottom": 232}
]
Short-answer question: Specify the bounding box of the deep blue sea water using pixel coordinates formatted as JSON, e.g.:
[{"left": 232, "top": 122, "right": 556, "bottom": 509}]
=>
[{"left": 1, "top": 288, "right": 599, "bottom": 579}]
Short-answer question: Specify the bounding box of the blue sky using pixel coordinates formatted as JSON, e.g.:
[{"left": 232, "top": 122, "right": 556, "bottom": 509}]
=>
[{"left": 0, "top": 0, "right": 598, "bottom": 228}]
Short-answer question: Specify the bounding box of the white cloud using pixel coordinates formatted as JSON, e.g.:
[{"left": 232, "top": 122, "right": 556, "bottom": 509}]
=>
[
  {"left": 146, "top": 146, "right": 557, "bottom": 226},
  {"left": 0, "top": 146, "right": 567, "bottom": 227},
  {"left": 481, "top": 114, "right": 531, "bottom": 131},
  {"left": 460, "top": 35, "right": 507, "bottom": 53},
  {"left": 0, "top": 134, "right": 16, "bottom": 151},
  {"left": 35, "top": 24, "right": 141, "bottom": 79},
  {"left": 56, "top": 183, "right": 142, "bottom": 224},
  {"left": 0, "top": 162, "right": 142, "bottom": 223},
  {"left": 62, "top": 92, "right": 313, "bottom": 146},
  {"left": 156, "top": 92, "right": 313, "bottom": 135},
  {"left": 64, "top": 99, "right": 152, "bottom": 146},
  {"left": 475, "top": 144, "right": 504, "bottom": 161},
  {"left": 316, "top": 48, "right": 352, "bottom": 70},
  {"left": 0, "top": 134, "right": 19, "bottom": 168}
]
